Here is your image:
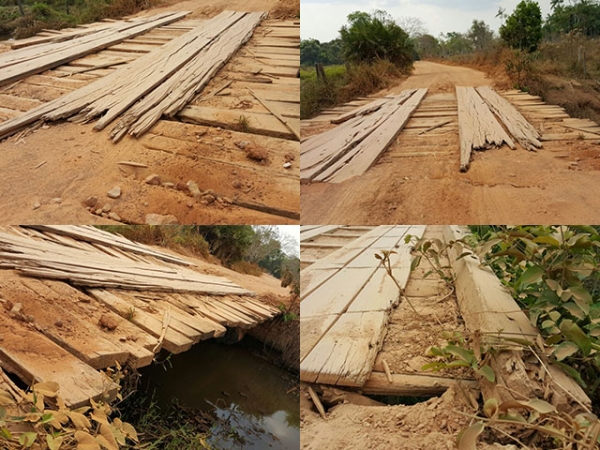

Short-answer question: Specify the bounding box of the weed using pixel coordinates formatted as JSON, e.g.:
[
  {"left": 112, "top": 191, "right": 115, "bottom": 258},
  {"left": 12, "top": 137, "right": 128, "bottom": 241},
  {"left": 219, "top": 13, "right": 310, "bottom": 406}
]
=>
[
  {"left": 237, "top": 115, "right": 249, "bottom": 133},
  {"left": 126, "top": 307, "right": 136, "bottom": 321}
]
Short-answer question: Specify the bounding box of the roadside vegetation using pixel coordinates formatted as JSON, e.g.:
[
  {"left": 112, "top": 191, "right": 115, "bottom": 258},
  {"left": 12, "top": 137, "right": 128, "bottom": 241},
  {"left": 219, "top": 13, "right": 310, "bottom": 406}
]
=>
[
  {"left": 0, "top": 0, "right": 161, "bottom": 39},
  {"left": 301, "top": 0, "right": 600, "bottom": 122},
  {"left": 300, "top": 10, "right": 414, "bottom": 119},
  {"left": 402, "top": 226, "right": 600, "bottom": 448}
]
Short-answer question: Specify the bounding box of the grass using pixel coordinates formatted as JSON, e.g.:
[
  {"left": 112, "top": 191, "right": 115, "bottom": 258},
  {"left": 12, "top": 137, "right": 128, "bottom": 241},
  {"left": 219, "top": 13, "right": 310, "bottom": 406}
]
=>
[
  {"left": 230, "top": 260, "right": 264, "bottom": 276},
  {"left": 300, "top": 60, "right": 410, "bottom": 119}
]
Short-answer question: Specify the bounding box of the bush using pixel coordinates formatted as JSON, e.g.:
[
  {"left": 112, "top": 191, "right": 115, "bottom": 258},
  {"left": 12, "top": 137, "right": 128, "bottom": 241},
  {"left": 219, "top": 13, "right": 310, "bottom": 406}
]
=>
[
  {"left": 499, "top": 0, "right": 542, "bottom": 52},
  {"left": 230, "top": 260, "right": 264, "bottom": 276}
]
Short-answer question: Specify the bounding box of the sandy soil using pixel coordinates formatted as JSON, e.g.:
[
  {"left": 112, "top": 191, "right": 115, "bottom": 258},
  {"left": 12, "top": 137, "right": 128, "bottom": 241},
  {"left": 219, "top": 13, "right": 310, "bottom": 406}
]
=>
[
  {"left": 0, "top": 0, "right": 299, "bottom": 226},
  {"left": 301, "top": 61, "right": 600, "bottom": 224}
]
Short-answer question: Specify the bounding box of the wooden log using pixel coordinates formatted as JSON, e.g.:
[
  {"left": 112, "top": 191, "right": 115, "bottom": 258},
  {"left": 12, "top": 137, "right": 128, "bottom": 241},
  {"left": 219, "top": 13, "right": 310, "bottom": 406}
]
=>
[
  {"left": 248, "top": 87, "right": 299, "bottom": 140},
  {"left": 476, "top": 86, "right": 542, "bottom": 151},
  {"left": 307, "top": 386, "right": 327, "bottom": 419},
  {"left": 0, "top": 313, "right": 118, "bottom": 408},
  {"left": 444, "top": 226, "right": 591, "bottom": 413},
  {"left": 362, "top": 372, "right": 479, "bottom": 396}
]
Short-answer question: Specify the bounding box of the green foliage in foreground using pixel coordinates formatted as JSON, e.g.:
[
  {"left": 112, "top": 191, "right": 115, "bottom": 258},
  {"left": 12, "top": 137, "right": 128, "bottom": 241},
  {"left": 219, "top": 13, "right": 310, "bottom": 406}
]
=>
[{"left": 470, "top": 225, "right": 600, "bottom": 399}]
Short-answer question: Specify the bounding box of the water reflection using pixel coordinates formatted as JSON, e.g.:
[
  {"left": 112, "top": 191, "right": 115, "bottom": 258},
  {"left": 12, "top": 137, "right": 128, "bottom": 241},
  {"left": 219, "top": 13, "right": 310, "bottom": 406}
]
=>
[{"left": 142, "top": 339, "right": 299, "bottom": 450}]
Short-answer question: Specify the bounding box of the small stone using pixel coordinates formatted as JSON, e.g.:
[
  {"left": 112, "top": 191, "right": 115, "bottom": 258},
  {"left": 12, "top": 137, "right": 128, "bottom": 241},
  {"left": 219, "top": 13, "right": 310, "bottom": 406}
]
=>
[
  {"left": 102, "top": 203, "right": 111, "bottom": 213},
  {"left": 232, "top": 180, "right": 242, "bottom": 189},
  {"left": 235, "top": 140, "right": 250, "bottom": 150},
  {"left": 84, "top": 196, "right": 98, "bottom": 207},
  {"left": 145, "top": 213, "right": 179, "bottom": 225},
  {"left": 187, "top": 180, "right": 202, "bottom": 198},
  {"left": 95, "top": 208, "right": 103, "bottom": 215},
  {"left": 101, "top": 212, "right": 108, "bottom": 218},
  {"left": 509, "top": 173, "right": 516, "bottom": 177},
  {"left": 50, "top": 197, "right": 62, "bottom": 204},
  {"left": 202, "top": 194, "right": 216, "bottom": 204},
  {"left": 212, "top": 137, "right": 224, "bottom": 143},
  {"left": 55, "top": 320, "right": 63, "bottom": 328},
  {"left": 222, "top": 197, "right": 233, "bottom": 204},
  {"left": 144, "top": 174, "right": 161, "bottom": 185},
  {"left": 99, "top": 314, "right": 118, "bottom": 331},
  {"left": 143, "top": 202, "right": 149, "bottom": 207},
  {"left": 33, "top": 202, "right": 41, "bottom": 210},
  {"left": 107, "top": 187, "right": 121, "bottom": 199},
  {"left": 187, "top": 202, "right": 194, "bottom": 208},
  {"left": 162, "top": 182, "right": 175, "bottom": 188},
  {"left": 176, "top": 182, "right": 188, "bottom": 191},
  {"left": 284, "top": 152, "right": 296, "bottom": 162},
  {"left": 283, "top": 162, "right": 292, "bottom": 169},
  {"left": 10, "top": 303, "right": 22, "bottom": 315},
  {"left": 108, "top": 212, "right": 121, "bottom": 222}
]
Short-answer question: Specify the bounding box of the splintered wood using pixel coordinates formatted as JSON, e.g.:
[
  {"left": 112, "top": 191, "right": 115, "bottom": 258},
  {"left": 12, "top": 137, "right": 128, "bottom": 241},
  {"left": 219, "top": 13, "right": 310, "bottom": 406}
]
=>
[
  {"left": 0, "top": 225, "right": 280, "bottom": 408},
  {"left": 0, "top": 11, "right": 266, "bottom": 141},
  {"left": 456, "top": 86, "right": 542, "bottom": 171},
  {"left": 301, "top": 89, "right": 427, "bottom": 183},
  {"left": 300, "top": 225, "right": 426, "bottom": 387}
]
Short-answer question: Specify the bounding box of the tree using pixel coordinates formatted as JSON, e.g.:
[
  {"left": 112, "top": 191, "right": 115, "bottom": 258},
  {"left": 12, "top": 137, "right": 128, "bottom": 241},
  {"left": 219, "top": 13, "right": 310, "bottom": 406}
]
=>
[
  {"left": 544, "top": 0, "right": 600, "bottom": 37},
  {"left": 467, "top": 20, "right": 495, "bottom": 52},
  {"left": 196, "top": 226, "right": 254, "bottom": 265},
  {"left": 339, "top": 10, "right": 414, "bottom": 68},
  {"left": 499, "top": 0, "right": 542, "bottom": 52},
  {"left": 396, "top": 16, "right": 426, "bottom": 38},
  {"left": 413, "top": 34, "right": 441, "bottom": 58}
]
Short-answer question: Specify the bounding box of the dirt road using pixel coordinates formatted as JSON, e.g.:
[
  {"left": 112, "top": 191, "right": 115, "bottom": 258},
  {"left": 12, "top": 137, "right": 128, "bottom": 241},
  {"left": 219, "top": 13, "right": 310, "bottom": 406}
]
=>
[
  {"left": 301, "top": 61, "right": 600, "bottom": 224},
  {"left": 0, "top": 0, "right": 299, "bottom": 225}
]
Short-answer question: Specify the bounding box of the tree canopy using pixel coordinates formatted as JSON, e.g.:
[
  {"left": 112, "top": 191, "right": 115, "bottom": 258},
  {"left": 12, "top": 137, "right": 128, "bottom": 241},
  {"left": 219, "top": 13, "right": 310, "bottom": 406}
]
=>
[
  {"left": 499, "top": 0, "right": 543, "bottom": 52},
  {"left": 339, "top": 10, "right": 414, "bottom": 68}
]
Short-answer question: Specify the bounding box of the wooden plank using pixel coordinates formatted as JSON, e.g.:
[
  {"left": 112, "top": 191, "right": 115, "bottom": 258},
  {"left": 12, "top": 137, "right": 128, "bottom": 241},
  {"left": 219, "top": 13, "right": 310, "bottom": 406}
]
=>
[
  {"left": 248, "top": 87, "right": 299, "bottom": 139},
  {"left": 19, "top": 277, "right": 157, "bottom": 368},
  {"left": 317, "top": 89, "right": 428, "bottom": 183},
  {"left": 0, "top": 313, "right": 118, "bottom": 408},
  {"left": 0, "top": 11, "right": 190, "bottom": 86},
  {"left": 89, "top": 289, "right": 193, "bottom": 354},
  {"left": 110, "top": 12, "right": 266, "bottom": 141},
  {"left": 444, "top": 226, "right": 591, "bottom": 411},
  {"left": 0, "top": 94, "right": 43, "bottom": 112},
  {"left": 456, "top": 86, "right": 515, "bottom": 172},
  {"left": 300, "top": 226, "right": 341, "bottom": 241},
  {"left": 362, "top": 372, "right": 479, "bottom": 396},
  {"left": 476, "top": 86, "right": 542, "bottom": 151},
  {"left": 301, "top": 311, "right": 388, "bottom": 386},
  {"left": 1, "top": 271, "right": 130, "bottom": 369},
  {"left": 178, "top": 105, "right": 296, "bottom": 139},
  {"left": 330, "top": 97, "right": 389, "bottom": 124}
]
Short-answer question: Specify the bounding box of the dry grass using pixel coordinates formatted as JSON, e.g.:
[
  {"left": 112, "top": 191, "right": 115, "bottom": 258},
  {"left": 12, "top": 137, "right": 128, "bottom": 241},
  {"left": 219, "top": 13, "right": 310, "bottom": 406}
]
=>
[{"left": 230, "top": 260, "right": 264, "bottom": 276}]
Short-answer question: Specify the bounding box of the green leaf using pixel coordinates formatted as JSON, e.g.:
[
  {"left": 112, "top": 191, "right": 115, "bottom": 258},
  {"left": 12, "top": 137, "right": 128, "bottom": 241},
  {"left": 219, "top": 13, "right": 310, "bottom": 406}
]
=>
[
  {"left": 524, "top": 398, "right": 556, "bottom": 414},
  {"left": 483, "top": 398, "right": 498, "bottom": 418},
  {"left": 0, "top": 427, "right": 12, "bottom": 440},
  {"left": 47, "top": 434, "right": 63, "bottom": 450},
  {"left": 517, "top": 265, "right": 544, "bottom": 289},
  {"left": 445, "top": 345, "right": 475, "bottom": 364},
  {"left": 560, "top": 320, "right": 592, "bottom": 356},
  {"left": 553, "top": 341, "right": 580, "bottom": 361},
  {"left": 563, "top": 302, "right": 586, "bottom": 320},
  {"left": 548, "top": 310, "right": 561, "bottom": 322},
  {"left": 428, "top": 346, "right": 446, "bottom": 357},
  {"left": 556, "top": 361, "right": 587, "bottom": 388},
  {"left": 569, "top": 286, "right": 592, "bottom": 315},
  {"left": 533, "top": 235, "right": 560, "bottom": 247},
  {"left": 410, "top": 255, "right": 421, "bottom": 271},
  {"left": 19, "top": 432, "right": 37, "bottom": 447},
  {"left": 475, "top": 364, "right": 496, "bottom": 382},
  {"left": 545, "top": 278, "right": 561, "bottom": 292},
  {"left": 421, "top": 362, "right": 448, "bottom": 372},
  {"left": 479, "top": 238, "right": 502, "bottom": 256},
  {"left": 456, "top": 422, "right": 485, "bottom": 450}
]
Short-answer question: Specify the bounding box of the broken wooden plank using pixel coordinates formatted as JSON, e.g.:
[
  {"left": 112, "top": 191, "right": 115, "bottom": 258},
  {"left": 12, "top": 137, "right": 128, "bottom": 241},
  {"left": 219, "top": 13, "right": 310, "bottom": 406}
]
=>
[
  {"left": 248, "top": 87, "right": 299, "bottom": 140},
  {"left": 0, "top": 313, "right": 118, "bottom": 408},
  {"left": 362, "top": 372, "right": 479, "bottom": 396},
  {"left": 476, "top": 86, "right": 542, "bottom": 151},
  {"left": 316, "top": 89, "right": 428, "bottom": 183},
  {"left": 456, "top": 86, "right": 515, "bottom": 172}
]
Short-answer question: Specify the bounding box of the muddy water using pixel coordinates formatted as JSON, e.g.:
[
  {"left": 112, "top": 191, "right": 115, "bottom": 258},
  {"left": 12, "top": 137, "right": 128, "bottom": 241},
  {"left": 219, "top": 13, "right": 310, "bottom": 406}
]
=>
[{"left": 141, "top": 339, "right": 300, "bottom": 449}]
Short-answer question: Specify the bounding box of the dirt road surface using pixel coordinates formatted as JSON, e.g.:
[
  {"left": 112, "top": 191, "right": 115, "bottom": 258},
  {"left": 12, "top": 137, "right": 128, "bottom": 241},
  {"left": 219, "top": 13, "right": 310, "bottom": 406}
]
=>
[
  {"left": 301, "top": 61, "right": 600, "bottom": 224},
  {"left": 0, "top": 0, "right": 299, "bottom": 225}
]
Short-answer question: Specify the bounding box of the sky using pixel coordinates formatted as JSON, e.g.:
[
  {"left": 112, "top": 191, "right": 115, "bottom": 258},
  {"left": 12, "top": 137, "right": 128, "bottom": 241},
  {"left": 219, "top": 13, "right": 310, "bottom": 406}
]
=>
[
  {"left": 300, "top": 0, "right": 554, "bottom": 42},
  {"left": 276, "top": 225, "right": 300, "bottom": 257}
]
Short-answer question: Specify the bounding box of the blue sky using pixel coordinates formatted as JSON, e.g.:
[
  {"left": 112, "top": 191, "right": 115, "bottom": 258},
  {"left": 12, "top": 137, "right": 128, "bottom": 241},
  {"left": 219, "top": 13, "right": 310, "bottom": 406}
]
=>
[{"left": 300, "top": 0, "right": 554, "bottom": 42}]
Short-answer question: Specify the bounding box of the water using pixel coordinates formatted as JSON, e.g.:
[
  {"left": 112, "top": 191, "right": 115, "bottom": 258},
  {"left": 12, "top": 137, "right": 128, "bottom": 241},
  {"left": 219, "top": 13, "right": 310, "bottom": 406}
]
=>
[{"left": 141, "top": 339, "right": 300, "bottom": 450}]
